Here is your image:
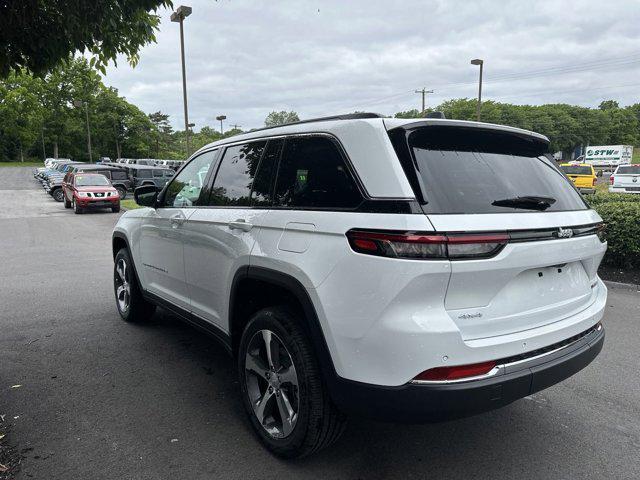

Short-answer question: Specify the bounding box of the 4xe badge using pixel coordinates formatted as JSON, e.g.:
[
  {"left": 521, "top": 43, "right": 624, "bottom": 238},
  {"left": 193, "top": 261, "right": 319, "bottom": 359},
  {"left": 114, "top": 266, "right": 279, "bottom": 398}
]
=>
[{"left": 556, "top": 227, "right": 574, "bottom": 239}]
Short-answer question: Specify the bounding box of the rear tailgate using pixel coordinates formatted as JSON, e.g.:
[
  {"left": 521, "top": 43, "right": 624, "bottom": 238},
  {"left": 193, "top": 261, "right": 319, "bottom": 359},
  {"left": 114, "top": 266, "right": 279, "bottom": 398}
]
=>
[
  {"left": 428, "top": 211, "right": 605, "bottom": 340},
  {"left": 613, "top": 174, "right": 640, "bottom": 191},
  {"left": 387, "top": 122, "right": 607, "bottom": 341}
]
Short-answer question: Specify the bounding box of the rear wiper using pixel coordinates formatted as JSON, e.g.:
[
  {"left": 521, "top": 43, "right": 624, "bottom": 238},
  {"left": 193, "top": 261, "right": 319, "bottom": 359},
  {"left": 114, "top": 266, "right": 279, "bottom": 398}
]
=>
[{"left": 492, "top": 195, "right": 556, "bottom": 211}]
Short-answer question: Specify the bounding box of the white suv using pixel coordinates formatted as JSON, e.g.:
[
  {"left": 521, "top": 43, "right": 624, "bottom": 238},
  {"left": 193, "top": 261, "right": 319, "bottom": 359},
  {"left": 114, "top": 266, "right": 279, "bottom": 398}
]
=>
[{"left": 112, "top": 114, "right": 607, "bottom": 457}]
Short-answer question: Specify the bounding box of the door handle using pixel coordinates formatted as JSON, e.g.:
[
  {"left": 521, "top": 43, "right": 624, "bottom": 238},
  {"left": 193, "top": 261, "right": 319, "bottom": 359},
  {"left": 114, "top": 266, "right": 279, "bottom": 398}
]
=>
[
  {"left": 228, "top": 219, "right": 253, "bottom": 232},
  {"left": 169, "top": 213, "right": 186, "bottom": 228}
]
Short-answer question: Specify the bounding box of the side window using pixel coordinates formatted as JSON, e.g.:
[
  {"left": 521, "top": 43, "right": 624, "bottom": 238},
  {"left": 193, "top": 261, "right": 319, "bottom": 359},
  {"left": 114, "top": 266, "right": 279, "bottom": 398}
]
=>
[
  {"left": 153, "top": 169, "right": 164, "bottom": 178},
  {"left": 162, "top": 151, "right": 216, "bottom": 208},
  {"left": 98, "top": 170, "right": 111, "bottom": 179},
  {"left": 251, "top": 139, "right": 283, "bottom": 206},
  {"left": 274, "top": 136, "right": 362, "bottom": 209},
  {"left": 208, "top": 141, "right": 267, "bottom": 206},
  {"left": 111, "top": 170, "right": 127, "bottom": 180}
]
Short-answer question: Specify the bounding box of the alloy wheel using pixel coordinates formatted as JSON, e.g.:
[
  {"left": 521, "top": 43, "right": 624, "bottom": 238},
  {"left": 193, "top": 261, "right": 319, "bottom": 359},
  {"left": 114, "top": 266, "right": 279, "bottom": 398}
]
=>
[
  {"left": 114, "top": 258, "right": 131, "bottom": 313},
  {"left": 245, "top": 330, "right": 299, "bottom": 439}
]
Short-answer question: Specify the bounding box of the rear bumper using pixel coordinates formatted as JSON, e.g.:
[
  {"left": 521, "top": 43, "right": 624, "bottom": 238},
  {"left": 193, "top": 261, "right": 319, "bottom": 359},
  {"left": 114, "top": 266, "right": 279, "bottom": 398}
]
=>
[
  {"left": 578, "top": 187, "right": 596, "bottom": 194},
  {"left": 330, "top": 323, "right": 604, "bottom": 423}
]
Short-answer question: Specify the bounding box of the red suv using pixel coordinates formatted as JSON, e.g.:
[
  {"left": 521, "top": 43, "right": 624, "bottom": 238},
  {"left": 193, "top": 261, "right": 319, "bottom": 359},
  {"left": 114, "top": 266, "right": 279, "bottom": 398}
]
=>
[{"left": 62, "top": 173, "right": 121, "bottom": 214}]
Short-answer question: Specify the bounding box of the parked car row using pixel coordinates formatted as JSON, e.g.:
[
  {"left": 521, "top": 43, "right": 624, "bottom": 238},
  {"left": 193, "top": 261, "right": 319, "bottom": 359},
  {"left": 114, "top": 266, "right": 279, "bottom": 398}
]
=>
[
  {"left": 111, "top": 158, "right": 185, "bottom": 171},
  {"left": 34, "top": 158, "right": 176, "bottom": 211}
]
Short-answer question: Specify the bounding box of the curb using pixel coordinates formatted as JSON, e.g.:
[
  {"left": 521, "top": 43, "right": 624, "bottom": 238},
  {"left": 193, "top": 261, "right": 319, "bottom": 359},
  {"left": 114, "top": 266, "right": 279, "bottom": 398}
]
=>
[{"left": 603, "top": 280, "right": 640, "bottom": 292}]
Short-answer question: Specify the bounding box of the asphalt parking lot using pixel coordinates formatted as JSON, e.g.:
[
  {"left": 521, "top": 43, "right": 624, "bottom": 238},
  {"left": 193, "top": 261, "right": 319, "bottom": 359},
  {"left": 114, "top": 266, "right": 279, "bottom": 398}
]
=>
[{"left": 1, "top": 166, "right": 639, "bottom": 479}]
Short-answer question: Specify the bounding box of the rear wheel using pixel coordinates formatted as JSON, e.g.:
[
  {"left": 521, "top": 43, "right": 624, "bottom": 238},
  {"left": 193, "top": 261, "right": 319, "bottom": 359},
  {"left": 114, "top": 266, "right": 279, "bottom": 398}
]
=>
[
  {"left": 113, "top": 248, "right": 155, "bottom": 322},
  {"left": 238, "top": 306, "right": 346, "bottom": 458}
]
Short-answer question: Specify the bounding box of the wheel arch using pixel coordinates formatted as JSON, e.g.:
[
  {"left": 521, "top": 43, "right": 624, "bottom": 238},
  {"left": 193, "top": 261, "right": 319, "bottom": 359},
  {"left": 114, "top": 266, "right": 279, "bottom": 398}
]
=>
[{"left": 229, "top": 266, "right": 338, "bottom": 385}]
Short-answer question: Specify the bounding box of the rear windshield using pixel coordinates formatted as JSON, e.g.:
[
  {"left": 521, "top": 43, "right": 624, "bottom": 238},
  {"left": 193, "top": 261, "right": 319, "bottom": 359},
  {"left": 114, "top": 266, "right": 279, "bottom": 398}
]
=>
[
  {"left": 561, "top": 165, "right": 592, "bottom": 175},
  {"left": 397, "top": 126, "right": 588, "bottom": 214},
  {"left": 616, "top": 166, "right": 640, "bottom": 175}
]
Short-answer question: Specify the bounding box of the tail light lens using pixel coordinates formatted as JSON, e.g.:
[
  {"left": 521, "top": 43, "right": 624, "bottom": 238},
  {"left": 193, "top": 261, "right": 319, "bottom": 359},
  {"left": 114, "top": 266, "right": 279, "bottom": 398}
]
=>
[
  {"left": 592, "top": 178, "right": 597, "bottom": 186},
  {"left": 609, "top": 175, "right": 614, "bottom": 185},
  {"left": 346, "top": 230, "right": 509, "bottom": 260},
  {"left": 413, "top": 361, "right": 497, "bottom": 381}
]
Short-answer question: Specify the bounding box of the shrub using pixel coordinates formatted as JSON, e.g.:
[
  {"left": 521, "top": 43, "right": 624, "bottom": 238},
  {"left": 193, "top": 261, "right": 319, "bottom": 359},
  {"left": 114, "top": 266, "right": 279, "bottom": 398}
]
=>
[
  {"left": 593, "top": 201, "right": 640, "bottom": 268},
  {"left": 584, "top": 192, "right": 640, "bottom": 206}
]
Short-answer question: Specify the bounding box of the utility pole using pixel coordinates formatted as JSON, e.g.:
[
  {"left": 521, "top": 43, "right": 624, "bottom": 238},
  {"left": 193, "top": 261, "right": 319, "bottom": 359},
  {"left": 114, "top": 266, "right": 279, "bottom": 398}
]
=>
[
  {"left": 230, "top": 124, "right": 242, "bottom": 131},
  {"left": 171, "top": 5, "right": 193, "bottom": 157},
  {"left": 414, "top": 87, "right": 434, "bottom": 113}
]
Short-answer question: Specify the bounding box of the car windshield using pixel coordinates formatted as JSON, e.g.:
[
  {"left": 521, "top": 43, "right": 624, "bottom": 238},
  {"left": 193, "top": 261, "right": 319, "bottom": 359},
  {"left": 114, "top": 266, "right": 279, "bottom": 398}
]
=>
[
  {"left": 398, "top": 126, "right": 588, "bottom": 214},
  {"left": 75, "top": 174, "right": 110, "bottom": 186},
  {"left": 561, "top": 165, "right": 592, "bottom": 175},
  {"left": 616, "top": 166, "right": 640, "bottom": 175}
]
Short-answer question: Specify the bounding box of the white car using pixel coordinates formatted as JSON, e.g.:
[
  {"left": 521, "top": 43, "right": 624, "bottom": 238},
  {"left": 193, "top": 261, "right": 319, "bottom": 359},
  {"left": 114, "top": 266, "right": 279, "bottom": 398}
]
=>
[
  {"left": 111, "top": 114, "right": 607, "bottom": 457},
  {"left": 609, "top": 164, "right": 640, "bottom": 193}
]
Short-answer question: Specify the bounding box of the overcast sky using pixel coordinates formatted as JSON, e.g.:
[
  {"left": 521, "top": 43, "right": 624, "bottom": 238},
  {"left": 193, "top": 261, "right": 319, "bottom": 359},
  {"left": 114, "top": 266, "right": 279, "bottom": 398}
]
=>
[{"left": 104, "top": 0, "right": 640, "bottom": 131}]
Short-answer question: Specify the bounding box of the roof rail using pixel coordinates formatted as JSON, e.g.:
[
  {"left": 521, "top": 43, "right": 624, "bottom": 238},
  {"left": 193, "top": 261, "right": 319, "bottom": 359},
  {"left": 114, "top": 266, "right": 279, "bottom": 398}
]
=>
[{"left": 249, "top": 112, "right": 384, "bottom": 133}]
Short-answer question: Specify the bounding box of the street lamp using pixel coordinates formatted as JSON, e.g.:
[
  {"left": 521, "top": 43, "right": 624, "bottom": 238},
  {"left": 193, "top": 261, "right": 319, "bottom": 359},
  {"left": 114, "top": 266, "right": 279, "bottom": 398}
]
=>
[
  {"left": 171, "top": 5, "right": 193, "bottom": 156},
  {"left": 73, "top": 100, "right": 92, "bottom": 163},
  {"left": 470, "top": 58, "right": 484, "bottom": 122},
  {"left": 216, "top": 115, "right": 226, "bottom": 134}
]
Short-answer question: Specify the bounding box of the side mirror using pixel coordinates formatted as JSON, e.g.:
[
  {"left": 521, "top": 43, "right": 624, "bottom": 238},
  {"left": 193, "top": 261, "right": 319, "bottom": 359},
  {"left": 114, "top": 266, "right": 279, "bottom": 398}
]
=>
[{"left": 134, "top": 185, "right": 159, "bottom": 207}]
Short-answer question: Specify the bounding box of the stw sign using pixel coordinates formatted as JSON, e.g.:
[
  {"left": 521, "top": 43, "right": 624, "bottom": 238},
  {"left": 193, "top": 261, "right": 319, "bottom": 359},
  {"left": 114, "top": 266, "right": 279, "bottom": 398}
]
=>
[{"left": 584, "top": 145, "right": 633, "bottom": 167}]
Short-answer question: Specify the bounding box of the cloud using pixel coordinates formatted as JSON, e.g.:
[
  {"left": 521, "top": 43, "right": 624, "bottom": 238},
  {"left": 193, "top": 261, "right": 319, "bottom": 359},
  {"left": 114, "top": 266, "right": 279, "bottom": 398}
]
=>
[{"left": 104, "top": 0, "right": 640, "bottom": 131}]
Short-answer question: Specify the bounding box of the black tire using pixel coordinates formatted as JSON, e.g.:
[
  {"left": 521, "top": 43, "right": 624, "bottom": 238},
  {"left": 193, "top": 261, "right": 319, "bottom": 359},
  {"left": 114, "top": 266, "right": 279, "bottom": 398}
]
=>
[
  {"left": 113, "top": 248, "right": 155, "bottom": 322},
  {"left": 64, "top": 195, "right": 71, "bottom": 208},
  {"left": 52, "top": 188, "right": 64, "bottom": 202},
  {"left": 238, "top": 306, "right": 346, "bottom": 458},
  {"left": 73, "top": 199, "right": 83, "bottom": 214},
  {"left": 112, "top": 205, "right": 121, "bottom": 213},
  {"left": 115, "top": 186, "right": 127, "bottom": 200}
]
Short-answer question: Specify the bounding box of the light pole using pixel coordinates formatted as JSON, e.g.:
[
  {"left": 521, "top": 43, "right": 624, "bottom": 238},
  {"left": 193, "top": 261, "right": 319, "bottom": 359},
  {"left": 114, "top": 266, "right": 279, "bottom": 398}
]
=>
[
  {"left": 470, "top": 58, "right": 484, "bottom": 122},
  {"left": 216, "top": 115, "right": 226, "bottom": 134},
  {"left": 171, "top": 5, "right": 193, "bottom": 157},
  {"left": 73, "top": 100, "right": 92, "bottom": 163},
  {"left": 41, "top": 125, "right": 47, "bottom": 160}
]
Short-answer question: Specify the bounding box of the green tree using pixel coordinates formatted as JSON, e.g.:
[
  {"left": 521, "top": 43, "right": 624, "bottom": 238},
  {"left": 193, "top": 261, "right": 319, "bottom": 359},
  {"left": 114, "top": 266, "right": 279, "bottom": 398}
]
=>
[
  {"left": 0, "top": 1, "right": 172, "bottom": 77},
  {"left": 264, "top": 111, "right": 300, "bottom": 127}
]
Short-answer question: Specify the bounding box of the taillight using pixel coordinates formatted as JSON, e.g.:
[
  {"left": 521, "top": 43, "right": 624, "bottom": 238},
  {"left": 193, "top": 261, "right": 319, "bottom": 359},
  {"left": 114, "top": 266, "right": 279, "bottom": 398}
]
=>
[
  {"left": 609, "top": 175, "right": 614, "bottom": 185},
  {"left": 593, "top": 178, "right": 597, "bottom": 186},
  {"left": 346, "top": 230, "right": 509, "bottom": 260},
  {"left": 413, "top": 361, "right": 497, "bottom": 381}
]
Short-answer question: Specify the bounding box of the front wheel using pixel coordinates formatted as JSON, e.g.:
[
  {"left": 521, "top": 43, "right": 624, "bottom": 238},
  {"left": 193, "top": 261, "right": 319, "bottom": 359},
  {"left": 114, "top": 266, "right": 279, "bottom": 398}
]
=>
[
  {"left": 112, "top": 204, "right": 121, "bottom": 213},
  {"left": 115, "top": 186, "right": 127, "bottom": 200},
  {"left": 113, "top": 248, "right": 155, "bottom": 322},
  {"left": 52, "top": 188, "right": 64, "bottom": 202},
  {"left": 73, "top": 199, "right": 83, "bottom": 214},
  {"left": 238, "top": 307, "right": 346, "bottom": 458}
]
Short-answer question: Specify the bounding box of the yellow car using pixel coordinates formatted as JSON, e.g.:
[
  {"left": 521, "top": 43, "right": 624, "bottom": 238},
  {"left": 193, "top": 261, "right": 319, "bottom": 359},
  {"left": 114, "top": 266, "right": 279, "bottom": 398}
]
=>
[{"left": 559, "top": 163, "right": 596, "bottom": 194}]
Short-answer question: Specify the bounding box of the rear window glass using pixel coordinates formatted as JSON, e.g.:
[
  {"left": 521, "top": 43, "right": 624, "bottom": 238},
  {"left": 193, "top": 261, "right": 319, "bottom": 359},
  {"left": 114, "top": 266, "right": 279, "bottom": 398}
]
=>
[
  {"left": 400, "top": 127, "right": 588, "bottom": 214},
  {"left": 616, "top": 166, "right": 640, "bottom": 175},
  {"left": 561, "top": 165, "right": 592, "bottom": 175}
]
